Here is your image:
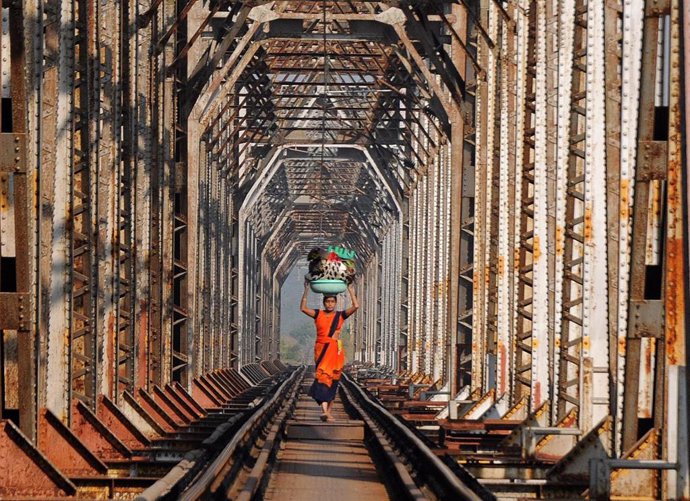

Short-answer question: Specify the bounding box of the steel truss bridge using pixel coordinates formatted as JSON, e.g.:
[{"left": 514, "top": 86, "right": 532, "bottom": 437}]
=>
[{"left": 0, "top": 0, "right": 688, "bottom": 499}]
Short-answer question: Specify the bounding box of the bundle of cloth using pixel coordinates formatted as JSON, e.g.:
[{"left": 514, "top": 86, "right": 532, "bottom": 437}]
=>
[{"left": 305, "top": 246, "right": 356, "bottom": 284}]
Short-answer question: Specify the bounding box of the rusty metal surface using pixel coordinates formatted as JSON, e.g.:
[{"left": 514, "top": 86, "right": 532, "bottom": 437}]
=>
[
  {"left": 0, "top": 419, "right": 76, "bottom": 497},
  {"left": 609, "top": 428, "right": 660, "bottom": 499},
  {"left": 70, "top": 400, "right": 131, "bottom": 460},
  {"left": 37, "top": 408, "right": 108, "bottom": 476},
  {"left": 0, "top": 292, "right": 30, "bottom": 330},
  {"left": 96, "top": 395, "right": 151, "bottom": 450},
  {"left": 0, "top": 133, "right": 26, "bottom": 173}
]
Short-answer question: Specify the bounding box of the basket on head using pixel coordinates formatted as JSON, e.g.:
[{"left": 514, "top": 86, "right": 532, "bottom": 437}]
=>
[{"left": 309, "top": 279, "right": 347, "bottom": 295}]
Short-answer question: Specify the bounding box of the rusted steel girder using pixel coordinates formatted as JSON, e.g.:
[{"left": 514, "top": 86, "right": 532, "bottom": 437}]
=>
[
  {"left": 0, "top": 1, "right": 34, "bottom": 439},
  {"left": 621, "top": 0, "right": 670, "bottom": 453}
]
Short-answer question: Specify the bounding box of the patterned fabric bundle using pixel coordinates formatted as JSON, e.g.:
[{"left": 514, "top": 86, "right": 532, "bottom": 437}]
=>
[{"left": 305, "top": 246, "right": 356, "bottom": 284}]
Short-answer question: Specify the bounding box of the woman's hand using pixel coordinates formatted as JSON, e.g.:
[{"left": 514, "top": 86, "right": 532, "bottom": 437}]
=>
[
  {"left": 345, "top": 284, "right": 359, "bottom": 317},
  {"left": 300, "top": 283, "right": 316, "bottom": 318}
]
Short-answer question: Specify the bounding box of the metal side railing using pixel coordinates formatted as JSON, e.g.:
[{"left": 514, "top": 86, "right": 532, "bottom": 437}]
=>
[{"left": 340, "top": 373, "right": 496, "bottom": 501}]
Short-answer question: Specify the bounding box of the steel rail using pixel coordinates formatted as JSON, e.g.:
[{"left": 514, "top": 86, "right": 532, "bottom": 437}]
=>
[
  {"left": 179, "top": 366, "right": 302, "bottom": 499},
  {"left": 340, "top": 373, "right": 496, "bottom": 501},
  {"left": 135, "top": 367, "right": 304, "bottom": 501}
]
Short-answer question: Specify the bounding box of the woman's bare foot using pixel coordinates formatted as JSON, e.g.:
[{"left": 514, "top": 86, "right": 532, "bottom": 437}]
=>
[{"left": 325, "top": 414, "right": 335, "bottom": 422}]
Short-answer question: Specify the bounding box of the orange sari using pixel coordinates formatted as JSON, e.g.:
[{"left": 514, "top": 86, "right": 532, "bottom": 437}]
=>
[{"left": 309, "top": 310, "right": 348, "bottom": 403}]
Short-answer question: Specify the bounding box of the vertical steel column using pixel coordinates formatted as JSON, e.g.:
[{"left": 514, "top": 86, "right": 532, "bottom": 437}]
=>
[
  {"left": 423, "top": 164, "right": 433, "bottom": 376},
  {"left": 622, "top": 0, "right": 667, "bottom": 451},
  {"left": 408, "top": 188, "right": 419, "bottom": 372},
  {"left": 369, "top": 256, "right": 379, "bottom": 364},
  {"left": 0, "top": 1, "right": 34, "bottom": 436},
  {"left": 437, "top": 144, "right": 450, "bottom": 382},
  {"left": 483, "top": 3, "right": 500, "bottom": 392},
  {"left": 496, "top": 5, "right": 516, "bottom": 398},
  {"left": 272, "top": 278, "right": 280, "bottom": 361},
  {"left": 380, "top": 232, "right": 389, "bottom": 367},
  {"left": 458, "top": 8, "right": 477, "bottom": 392},
  {"left": 471, "top": 0, "right": 489, "bottom": 391},
  {"left": 147, "top": 0, "right": 162, "bottom": 388},
  {"left": 603, "top": 0, "right": 624, "bottom": 449},
  {"left": 220, "top": 176, "right": 231, "bottom": 366},
  {"left": 581, "top": 0, "right": 610, "bottom": 432},
  {"left": 448, "top": 2, "right": 468, "bottom": 396},
  {"left": 614, "top": 0, "right": 644, "bottom": 454},
  {"left": 43, "top": 0, "right": 74, "bottom": 422},
  {"left": 215, "top": 166, "right": 224, "bottom": 367},
  {"left": 555, "top": 0, "right": 585, "bottom": 423},
  {"left": 393, "top": 222, "right": 403, "bottom": 371},
  {"left": 428, "top": 145, "right": 439, "bottom": 379},
  {"left": 207, "top": 155, "right": 216, "bottom": 369},
  {"left": 25, "top": 2, "right": 40, "bottom": 428},
  {"left": 198, "top": 147, "right": 210, "bottom": 371},
  {"left": 151, "top": 0, "right": 177, "bottom": 387},
  {"left": 254, "top": 238, "right": 261, "bottom": 361},
  {"left": 237, "top": 219, "right": 246, "bottom": 366},
  {"left": 529, "top": 0, "right": 552, "bottom": 411},
  {"left": 171, "top": 0, "right": 189, "bottom": 386},
  {"left": 209, "top": 149, "right": 218, "bottom": 368},
  {"left": 118, "top": 0, "right": 136, "bottom": 395},
  {"left": 400, "top": 195, "right": 409, "bottom": 371},
  {"left": 96, "top": 0, "right": 121, "bottom": 400},
  {"left": 510, "top": 0, "right": 529, "bottom": 404},
  {"left": 663, "top": 0, "right": 687, "bottom": 495},
  {"left": 172, "top": 156, "right": 189, "bottom": 383},
  {"left": 514, "top": 0, "right": 538, "bottom": 404},
  {"left": 230, "top": 204, "right": 239, "bottom": 368},
  {"left": 69, "top": 0, "right": 98, "bottom": 409},
  {"left": 374, "top": 254, "right": 378, "bottom": 367}
]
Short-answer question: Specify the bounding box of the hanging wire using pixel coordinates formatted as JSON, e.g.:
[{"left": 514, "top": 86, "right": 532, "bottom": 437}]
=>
[
  {"left": 318, "top": 0, "right": 329, "bottom": 236},
  {"left": 320, "top": 0, "right": 328, "bottom": 176}
]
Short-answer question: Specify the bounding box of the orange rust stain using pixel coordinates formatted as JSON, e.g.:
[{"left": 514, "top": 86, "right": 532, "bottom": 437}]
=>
[
  {"left": 555, "top": 225, "right": 564, "bottom": 256},
  {"left": 644, "top": 338, "right": 655, "bottom": 375},
  {"left": 534, "top": 382, "right": 541, "bottom": 406},
  {"left": 534, "top": 236, "right": 541, "bottom": 260},
  {"left": 484, "top": 264, "right": 490, "bottom": 285},
  {"left": 0, "top": 421, "right": 73, "bottom": 497},
  {"left": 138, "top": 300, "right": 149, "bottom": 389},
  {"left": 618, "top": 336, "right": 626, "bottom": 357},
  {"left": 584, "top": 206, "right": 593, "bottom": 243},
  {"left": 665, "top": 236, "right": 685, "bottom": 366},
  {"left": 499, "top": 343, "right": 507, "bottom": 393},
  {"left": 498, "top": 255, "right": 505, "bottom": 277},
  {"left": 562, "top": 408, "right": 578, "bottom": 427},
  {"left": 620, "top": 178, "right": 630, "bottom": 221},
  {"left": 514, "top": 248, "right": 520, "bottom": 270},
  {"left": 582, "top": 336, "right": 591, "bottom": 352},
  {"left": 107, "top": 312, "right": 115, "bottom": 397}
]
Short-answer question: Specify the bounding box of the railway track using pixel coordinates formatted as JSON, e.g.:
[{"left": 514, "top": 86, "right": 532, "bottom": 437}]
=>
[
  {"left": 139, "top": 368, "right": 495, "bottom": 501},
  {"left": 0, "top": 362, "right": 290, "bottom": 499}
]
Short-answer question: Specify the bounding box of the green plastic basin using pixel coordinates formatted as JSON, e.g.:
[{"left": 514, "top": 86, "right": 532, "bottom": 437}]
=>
[{"left": 310, "top": 279, "right": 347, "bottom": 294}]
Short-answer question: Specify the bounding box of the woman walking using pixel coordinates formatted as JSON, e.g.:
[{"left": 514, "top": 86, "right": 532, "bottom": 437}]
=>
[{"left": 300, "top": 282, "right": 359, "bottom": 421}]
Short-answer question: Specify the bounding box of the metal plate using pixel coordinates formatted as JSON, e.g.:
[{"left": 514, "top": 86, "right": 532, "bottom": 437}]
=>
[
  {"left": 0, "top": 133, "right": 25, "bottom": 173},
  {"left": 0, "top": 292, "right": 30, "bottom": 330}
]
